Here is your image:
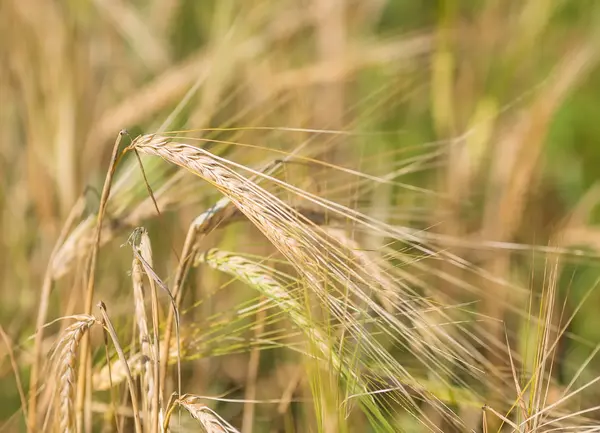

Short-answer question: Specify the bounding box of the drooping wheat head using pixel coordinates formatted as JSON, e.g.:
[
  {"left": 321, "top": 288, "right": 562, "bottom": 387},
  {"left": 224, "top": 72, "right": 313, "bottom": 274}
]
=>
[{"left": 130, "top": 133, "right": 486, "bottom": 429}]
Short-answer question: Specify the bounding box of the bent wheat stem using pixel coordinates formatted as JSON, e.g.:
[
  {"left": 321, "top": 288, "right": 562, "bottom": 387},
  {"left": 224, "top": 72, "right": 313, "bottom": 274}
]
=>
[
  {"left": 76, "top": 131, "right": 126, "bottom": 432},
  {"left": 98, "top": 302, "right": 143, "bottom": 433}
]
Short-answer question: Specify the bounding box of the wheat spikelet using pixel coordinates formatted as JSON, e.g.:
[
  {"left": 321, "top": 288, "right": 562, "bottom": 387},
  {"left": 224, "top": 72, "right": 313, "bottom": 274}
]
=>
[
  {"left": 53, "top": 315, "right": 97, "bottom": 433},
  {"left": 131, "top": 135, "right": 300, "bottom": 255}
]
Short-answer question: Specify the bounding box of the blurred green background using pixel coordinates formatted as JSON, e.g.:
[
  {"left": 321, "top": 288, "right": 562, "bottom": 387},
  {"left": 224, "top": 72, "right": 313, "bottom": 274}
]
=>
[{"left": 2, "top": 0, "right": 600, "bottom": 431}]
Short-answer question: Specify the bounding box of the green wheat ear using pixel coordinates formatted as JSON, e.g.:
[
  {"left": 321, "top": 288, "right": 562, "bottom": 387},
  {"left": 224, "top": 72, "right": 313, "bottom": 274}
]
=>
[{"left": 195, "top": 248, "right": 399, "bottom": 431}]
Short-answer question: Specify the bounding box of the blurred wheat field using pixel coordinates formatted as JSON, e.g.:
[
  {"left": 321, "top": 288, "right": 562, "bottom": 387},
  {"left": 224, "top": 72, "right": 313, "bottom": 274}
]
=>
[{"left": 2, "top": 1, "right": 600, "bottom": 432}]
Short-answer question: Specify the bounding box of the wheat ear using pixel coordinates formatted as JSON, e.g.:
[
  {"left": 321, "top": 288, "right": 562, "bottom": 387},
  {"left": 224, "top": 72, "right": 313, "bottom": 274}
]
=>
[
  {"left": 131, "top": 134, "right": 472, "bottom": 430},
  {"left": 196, "top": 249, "right": 346, "bottom": 373},
  {"left": 164, "top": 394, "right": 240, "bottom": 433},
  {"left": 54, "top": 315, "right": 97, "bottom": 433}
]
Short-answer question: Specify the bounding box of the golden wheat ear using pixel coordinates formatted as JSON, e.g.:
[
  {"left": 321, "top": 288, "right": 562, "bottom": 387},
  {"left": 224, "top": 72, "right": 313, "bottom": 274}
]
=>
[
  {"left": 164, "top": 394, "right": 240, "bottom": 433},
  {"left": 131, "top": 134, "right": 485, "bottom": 430},
  {"left": 50, "top": 316, "right": 97, "bottom": 433}
]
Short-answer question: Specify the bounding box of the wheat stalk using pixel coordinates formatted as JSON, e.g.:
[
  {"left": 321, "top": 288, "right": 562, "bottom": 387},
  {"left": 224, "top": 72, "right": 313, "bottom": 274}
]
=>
[
  {"left": 129, "top": 228, "right": 162, "bottom": 433},
  {"left": 159, "top": 196, "right": 231, "bottom": 398},
  {"left": 75, "top": 131, "right": 126, "bottom": 433},
  {"left": 129, "top": 228, "right": 153, "bottom": 428},
  {"left": 98, "top": 302, "right": 143, "bottom": 433},
  {"left": 130, "top": 134, "right": 477, "bottom": 430}
]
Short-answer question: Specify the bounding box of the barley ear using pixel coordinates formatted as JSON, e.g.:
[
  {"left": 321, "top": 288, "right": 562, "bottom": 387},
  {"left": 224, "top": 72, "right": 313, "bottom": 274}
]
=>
[{"left": 55, "top": 316, "right": 97, "bottom": 433}]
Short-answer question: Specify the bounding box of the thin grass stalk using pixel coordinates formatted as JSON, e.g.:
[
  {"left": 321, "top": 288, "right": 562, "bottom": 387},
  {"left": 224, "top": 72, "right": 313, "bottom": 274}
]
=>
[
  {"left": 0, "top": 326, "right": 29, "bottom": 431},
  {"left": 100, "top": 307, "right": 121, "bottom": 433},
  {"left": 76, "top": 131, "right": 125, "bottom": 431},
  {"left": 241, "top": 302, "right": 265, "bottom": 433},
  {"left": 128, "top": 236, "right": 182, "bottom": 429},
  {"left": 159, "top": 197, "right": 231, "bottom": 398}
]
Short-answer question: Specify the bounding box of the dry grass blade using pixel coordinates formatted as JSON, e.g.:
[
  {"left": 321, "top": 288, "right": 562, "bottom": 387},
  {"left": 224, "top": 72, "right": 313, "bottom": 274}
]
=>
[
  {"left": 0, "top": 325, "right": 29, "bottom": 431},
  {"left": 128, "top": 234, "right": 181, "bottom": 412},
  {"left": 98, "top": 302, "right": 143, "bottom": 433},
  {"left": 140, "top": 229, "right": 162, "bottom": 433}
]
